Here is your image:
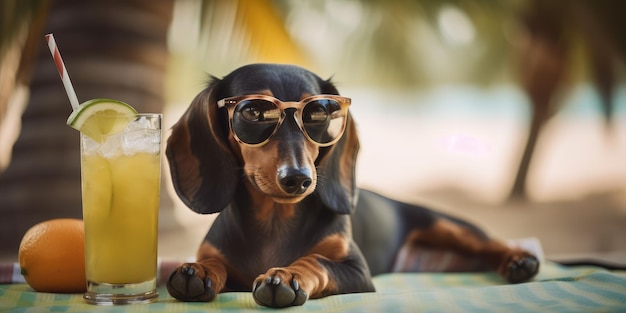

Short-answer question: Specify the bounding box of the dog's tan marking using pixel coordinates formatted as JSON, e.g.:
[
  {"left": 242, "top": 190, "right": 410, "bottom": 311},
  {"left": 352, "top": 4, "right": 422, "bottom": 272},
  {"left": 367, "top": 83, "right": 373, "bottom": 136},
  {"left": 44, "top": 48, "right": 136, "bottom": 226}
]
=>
[
  {"left": 258, "top": 254, "right": 337, "bottom": 300},
  {"left": 308, "top": 233, "right": 350, "bottom": 262},
  {"left": 245, "top": 181, "right": 297, "bottom": 225},
  {"left": 395, "top": 219, "right": 524, "bottom": 273},
  {"left": 253, "top": 233, "right": 348, "bottom": 300},
  {"left": 196, "top": 242, "right": 229, "bottom": 292},
  {"left": 289, "top": 255, "right": 337, "bottom": 298},
  {"left": 235, "top": 125, "right": 319, "bottom": 202},
  {"left": 291, "top": 234, "right": 351, "bottom": 297},
  {"left": 257, "top": 89, "right": 274, "bottom": 97}
]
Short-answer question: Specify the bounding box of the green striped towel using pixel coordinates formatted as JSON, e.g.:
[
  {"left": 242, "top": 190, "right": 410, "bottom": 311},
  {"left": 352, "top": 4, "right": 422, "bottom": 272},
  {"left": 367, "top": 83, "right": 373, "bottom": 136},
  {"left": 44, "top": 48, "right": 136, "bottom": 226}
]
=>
[{"left": 1, "top": 261, "right": 624, "bottom": 313}]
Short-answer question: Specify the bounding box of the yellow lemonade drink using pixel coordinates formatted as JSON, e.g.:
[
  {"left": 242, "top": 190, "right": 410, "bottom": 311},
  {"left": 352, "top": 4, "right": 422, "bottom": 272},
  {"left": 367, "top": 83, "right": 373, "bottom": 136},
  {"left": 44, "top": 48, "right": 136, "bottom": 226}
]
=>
[
  {"left": 79, "top": 113, "right": 162, "bottom": 305},
  {"left": 82, "top": 152, "right": 160, "bottom": 284}
]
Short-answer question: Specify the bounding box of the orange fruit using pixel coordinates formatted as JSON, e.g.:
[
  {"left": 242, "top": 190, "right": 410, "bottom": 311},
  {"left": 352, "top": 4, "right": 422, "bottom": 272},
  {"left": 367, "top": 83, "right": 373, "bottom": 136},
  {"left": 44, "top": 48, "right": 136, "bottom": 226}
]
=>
[{"left": 18, "top": 218, "right": 86, "bottom": 293}]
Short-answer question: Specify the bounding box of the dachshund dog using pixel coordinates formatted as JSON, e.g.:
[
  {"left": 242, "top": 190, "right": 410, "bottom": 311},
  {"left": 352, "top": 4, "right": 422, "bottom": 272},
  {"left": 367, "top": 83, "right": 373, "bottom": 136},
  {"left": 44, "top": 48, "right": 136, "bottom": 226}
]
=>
[{"left": 165, "top": 63, "right": 539, "bottom": 308}]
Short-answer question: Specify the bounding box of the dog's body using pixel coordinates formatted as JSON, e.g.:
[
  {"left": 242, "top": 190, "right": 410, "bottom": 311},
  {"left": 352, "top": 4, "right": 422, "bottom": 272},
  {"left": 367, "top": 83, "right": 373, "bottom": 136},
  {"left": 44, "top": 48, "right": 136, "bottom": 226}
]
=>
[{"left": 165, "top": 64, "right": 539, "bottom": 307}]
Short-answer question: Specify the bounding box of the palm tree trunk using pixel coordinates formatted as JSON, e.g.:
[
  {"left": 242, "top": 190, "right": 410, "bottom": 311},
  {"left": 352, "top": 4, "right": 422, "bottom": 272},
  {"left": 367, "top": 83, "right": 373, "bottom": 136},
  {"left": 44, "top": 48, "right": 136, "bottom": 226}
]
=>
[
  {"left": 508, "top": 0, "right": 567, "bottom": 201},
  {"left": 0, "top": 0, "right": 174, "bottom": 254},
  {"left": 509, "top": 113, "right": 546, "bottom": 199}
]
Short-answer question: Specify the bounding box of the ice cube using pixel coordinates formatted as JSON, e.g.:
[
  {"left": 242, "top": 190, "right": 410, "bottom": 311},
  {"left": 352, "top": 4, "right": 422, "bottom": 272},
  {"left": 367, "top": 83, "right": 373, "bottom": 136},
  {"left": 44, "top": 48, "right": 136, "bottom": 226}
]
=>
[
  {"left": 98, "top": 134, "right": 123, "bottom": 158},
  {"left": 81, "top": 133, "right": 122, "bottom": 158},
  {"left": 81, "top": 135, "right": 99, "bottom": 155},
  {"left": 81, "top": 115, "right": 161, "bottom": 158},
  {"left": 120, "top": 117, "right": 161, "bottom": 155}
]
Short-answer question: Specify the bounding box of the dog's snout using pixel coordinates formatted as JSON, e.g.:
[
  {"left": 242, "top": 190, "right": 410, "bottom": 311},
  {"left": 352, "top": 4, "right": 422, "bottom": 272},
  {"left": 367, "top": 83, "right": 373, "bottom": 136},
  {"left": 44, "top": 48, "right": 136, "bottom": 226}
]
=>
[{"left": 278, "top": 168, "right": 313, "bottom": 194}]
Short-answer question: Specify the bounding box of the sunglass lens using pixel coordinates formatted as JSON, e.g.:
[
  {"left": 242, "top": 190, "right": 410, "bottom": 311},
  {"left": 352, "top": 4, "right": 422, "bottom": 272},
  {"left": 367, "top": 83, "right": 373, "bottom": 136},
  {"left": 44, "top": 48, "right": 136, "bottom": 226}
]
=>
[
  {"left": 302, "top": 99, "right": 345, "bottom": 145},
  {"left": 232, "top": 99, "right": 280, "bottom": 144}
]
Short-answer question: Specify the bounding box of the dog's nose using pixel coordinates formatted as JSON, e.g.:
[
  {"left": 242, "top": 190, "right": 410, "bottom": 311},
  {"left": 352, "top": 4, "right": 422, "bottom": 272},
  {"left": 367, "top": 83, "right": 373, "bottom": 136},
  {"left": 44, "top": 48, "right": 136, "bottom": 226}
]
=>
[{"left": 278, "top": 168, "right": 312, "bottom": 194}]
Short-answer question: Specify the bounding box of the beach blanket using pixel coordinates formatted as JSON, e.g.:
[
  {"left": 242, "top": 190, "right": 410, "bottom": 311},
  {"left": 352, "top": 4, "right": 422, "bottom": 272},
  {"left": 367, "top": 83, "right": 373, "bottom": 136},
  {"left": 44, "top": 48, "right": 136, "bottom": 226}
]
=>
[{"left": 1, "top": 261, "right": 624, "bottom": 313}]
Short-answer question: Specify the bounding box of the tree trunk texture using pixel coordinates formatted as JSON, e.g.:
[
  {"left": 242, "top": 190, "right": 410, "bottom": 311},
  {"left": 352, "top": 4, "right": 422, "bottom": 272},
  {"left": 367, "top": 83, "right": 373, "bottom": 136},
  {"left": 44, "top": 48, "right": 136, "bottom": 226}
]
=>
[
  {"left": 508, "top": 1, "right": 568, "bottom": 201},
  {"left": 0, "top": 0, "right": 174, "bottom": 254}
]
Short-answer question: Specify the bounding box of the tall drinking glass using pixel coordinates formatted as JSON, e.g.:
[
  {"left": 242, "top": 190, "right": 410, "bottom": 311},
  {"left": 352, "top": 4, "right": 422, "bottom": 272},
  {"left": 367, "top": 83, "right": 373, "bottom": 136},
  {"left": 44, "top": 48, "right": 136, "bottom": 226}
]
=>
[{"left": 80, "top": 113, "right": 162, "bottom": 305}]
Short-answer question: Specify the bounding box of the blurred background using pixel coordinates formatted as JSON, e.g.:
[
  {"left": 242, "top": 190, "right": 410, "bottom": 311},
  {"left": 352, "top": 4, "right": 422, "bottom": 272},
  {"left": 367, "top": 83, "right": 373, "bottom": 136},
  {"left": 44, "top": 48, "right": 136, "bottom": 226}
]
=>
[{"left": 1, "top": 0, "right": 625, "bottom": 265}]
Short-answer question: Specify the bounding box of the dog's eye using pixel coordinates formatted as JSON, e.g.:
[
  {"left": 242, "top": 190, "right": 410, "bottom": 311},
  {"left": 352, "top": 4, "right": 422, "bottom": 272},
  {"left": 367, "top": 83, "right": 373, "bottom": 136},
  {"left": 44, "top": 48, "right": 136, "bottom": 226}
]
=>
[
  {"left": 241, "top": 106, "right": 261, "bottom": 121},
  {"left": 303, "top": 100, "right": 333, "bottom": 124},
  {"left": 238, "top": 100, "right": 280, "bottom": 122}
]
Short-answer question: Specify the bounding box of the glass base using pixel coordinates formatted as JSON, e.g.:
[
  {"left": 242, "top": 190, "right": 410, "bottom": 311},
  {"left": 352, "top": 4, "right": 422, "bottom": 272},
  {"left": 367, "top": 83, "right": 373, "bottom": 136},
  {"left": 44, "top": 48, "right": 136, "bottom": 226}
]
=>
[{"left": 84, "top": 279, "right": 158, "bottom": 305}]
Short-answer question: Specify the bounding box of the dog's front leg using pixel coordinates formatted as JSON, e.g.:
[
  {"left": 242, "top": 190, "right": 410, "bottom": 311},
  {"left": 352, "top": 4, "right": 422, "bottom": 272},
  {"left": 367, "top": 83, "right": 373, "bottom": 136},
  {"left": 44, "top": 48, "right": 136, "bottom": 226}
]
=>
[
  {"left": 166, "top": 242, "right": 227, "bottom": 302},
  {"left": 252, "top": 235, "right": 375, "bottom": 308},
  {"left": 252, "top": 255, "right": 324, "bottom": 307}
]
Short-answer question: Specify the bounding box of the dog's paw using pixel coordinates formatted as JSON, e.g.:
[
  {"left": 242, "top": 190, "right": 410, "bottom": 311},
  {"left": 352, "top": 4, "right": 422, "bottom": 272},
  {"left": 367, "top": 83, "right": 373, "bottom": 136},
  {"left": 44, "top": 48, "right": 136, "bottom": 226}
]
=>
[
  {"left": 252, "top": 268, "right": 308, "bottom": 308},
  {"left": 167, "top": 263, "right": 216, "bottom": 302},
  {"left": 501, "top": 252, "right": 540, "bottom": 283}
]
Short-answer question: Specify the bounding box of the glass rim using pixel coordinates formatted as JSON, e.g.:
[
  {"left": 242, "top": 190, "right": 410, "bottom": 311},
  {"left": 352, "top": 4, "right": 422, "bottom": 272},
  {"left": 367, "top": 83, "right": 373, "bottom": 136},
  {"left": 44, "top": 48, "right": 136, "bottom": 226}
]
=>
[
  {"left": 85, "top": 113, "right": 162, "bottom": 118},
  {"left": 133, "top": 113, "right": 162, "bottom": 118}
]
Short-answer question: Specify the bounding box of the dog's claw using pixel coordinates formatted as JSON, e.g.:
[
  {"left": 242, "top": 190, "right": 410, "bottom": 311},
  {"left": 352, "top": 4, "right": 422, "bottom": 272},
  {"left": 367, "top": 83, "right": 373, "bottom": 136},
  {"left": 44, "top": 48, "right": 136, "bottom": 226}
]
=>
[
  {"left": 166, "top": 263, "right": 217, "bottom": 302},
  {"left": 182, "top": 266, "right": 195, "bottom": 276},
  {"left": 291, "top": 279, "right": 307, "bottom": 306},
  {"left": 253, "top": 269, "right": 308, "bottom": 307},
  {"left": 503, "top": 254, "right": 540, "bottom": 283}
]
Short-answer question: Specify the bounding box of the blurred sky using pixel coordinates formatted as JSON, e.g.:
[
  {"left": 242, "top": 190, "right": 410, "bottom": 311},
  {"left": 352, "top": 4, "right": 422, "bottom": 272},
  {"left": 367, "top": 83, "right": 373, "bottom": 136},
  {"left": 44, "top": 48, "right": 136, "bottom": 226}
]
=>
[{"left": 162, "top": 0, "right": 626, "bottom": 205}]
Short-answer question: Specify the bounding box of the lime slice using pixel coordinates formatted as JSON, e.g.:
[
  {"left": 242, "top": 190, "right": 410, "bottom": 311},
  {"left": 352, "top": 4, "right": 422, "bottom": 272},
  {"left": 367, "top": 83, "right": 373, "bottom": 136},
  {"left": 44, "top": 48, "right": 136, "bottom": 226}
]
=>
[{"left": 67, "top": 99, "right": 137, "bottom": 143}]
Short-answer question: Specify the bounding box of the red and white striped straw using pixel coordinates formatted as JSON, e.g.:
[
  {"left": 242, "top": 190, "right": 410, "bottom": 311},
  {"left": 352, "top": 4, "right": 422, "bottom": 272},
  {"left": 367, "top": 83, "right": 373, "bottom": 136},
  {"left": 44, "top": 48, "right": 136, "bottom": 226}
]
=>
[{"left": 45, "top": 33, "right": 80, "bottom": 110}]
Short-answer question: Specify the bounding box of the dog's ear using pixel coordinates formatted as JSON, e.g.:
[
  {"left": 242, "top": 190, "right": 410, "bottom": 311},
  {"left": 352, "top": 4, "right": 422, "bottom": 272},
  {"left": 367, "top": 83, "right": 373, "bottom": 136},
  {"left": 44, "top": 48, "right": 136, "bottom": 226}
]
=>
[
  {"left": 316, "top": 113, "right": 359, "bottom": 214},
  {"left": 166, "top": 80, "right": 238, "bottom": 214}
]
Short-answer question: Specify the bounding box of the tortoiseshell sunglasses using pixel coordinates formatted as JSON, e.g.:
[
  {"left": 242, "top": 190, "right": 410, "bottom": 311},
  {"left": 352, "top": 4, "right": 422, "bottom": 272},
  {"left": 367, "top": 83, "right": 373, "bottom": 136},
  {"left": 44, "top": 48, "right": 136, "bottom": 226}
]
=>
[{"left": 217, "top": 94, "right": 351, "bottom": 147}]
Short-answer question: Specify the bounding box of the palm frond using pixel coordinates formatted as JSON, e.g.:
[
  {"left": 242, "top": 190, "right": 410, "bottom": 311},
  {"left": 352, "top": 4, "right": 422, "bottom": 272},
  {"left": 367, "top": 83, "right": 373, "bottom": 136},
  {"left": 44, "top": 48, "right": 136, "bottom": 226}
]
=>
[
  {"left": 0, "top": 0, "right": 41, "bottom": 57},
  {"left": 199, "top": 0, "right": 308, "bottom": 72}
]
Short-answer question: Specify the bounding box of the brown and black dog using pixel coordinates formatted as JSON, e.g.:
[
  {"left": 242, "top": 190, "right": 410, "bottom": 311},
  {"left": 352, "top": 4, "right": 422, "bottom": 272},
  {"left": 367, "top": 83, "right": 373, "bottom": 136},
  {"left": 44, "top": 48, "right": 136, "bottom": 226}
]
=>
[{"left": 165, "top": 63, "right": 539, "bottom": 308}]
